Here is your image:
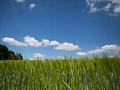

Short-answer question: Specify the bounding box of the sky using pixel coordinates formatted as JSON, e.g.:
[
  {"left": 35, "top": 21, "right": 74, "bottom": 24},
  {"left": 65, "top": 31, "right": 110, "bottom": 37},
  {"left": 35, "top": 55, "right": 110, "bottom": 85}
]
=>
[{"left": 0, "top": 0, "right": 120, "bottom": 59}]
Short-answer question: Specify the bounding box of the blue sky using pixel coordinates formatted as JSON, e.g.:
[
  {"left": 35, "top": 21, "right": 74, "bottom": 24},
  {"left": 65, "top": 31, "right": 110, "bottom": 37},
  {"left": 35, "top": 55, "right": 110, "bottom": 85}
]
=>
[{"left": 0, "top": 0, "right": 120, "bottom": 59}]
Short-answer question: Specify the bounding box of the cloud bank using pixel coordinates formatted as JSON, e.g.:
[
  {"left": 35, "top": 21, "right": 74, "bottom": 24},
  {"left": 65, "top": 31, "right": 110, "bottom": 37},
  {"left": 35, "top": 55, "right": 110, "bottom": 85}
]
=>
[
  {"left": 77, "top": 44, "right": 120, "bottom": 56},
  {"left": 86, "top": 0, "right": 120, "bottom": 16},
  {"left": 2, "top": 36, "right": 120, "bottom": 57},
  {"left": 2, "top": 36, "right": 80, "bottom": 51}
]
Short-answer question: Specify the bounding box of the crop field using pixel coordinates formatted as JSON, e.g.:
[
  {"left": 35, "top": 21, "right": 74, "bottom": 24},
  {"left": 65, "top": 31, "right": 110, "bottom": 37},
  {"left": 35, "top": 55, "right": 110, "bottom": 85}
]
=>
[{"left": 0, "top": 56, "right": 120, "bottom": 90}]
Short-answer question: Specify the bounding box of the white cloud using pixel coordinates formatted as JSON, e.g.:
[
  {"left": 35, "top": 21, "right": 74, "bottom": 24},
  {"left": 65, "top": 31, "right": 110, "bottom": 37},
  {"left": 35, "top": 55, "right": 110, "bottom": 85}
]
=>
[
  {"left": 103, "top": 3, "right": 112, "bottom": 11},
  {"left": 49, "top": 41, "right": 60, "bottom": 46},
  {"left": 41, "top": 39, "right": 80, "bottom": 51},
  {"left": 29, "top": 58, "right": 34, "bottom": 60},
  {"left": 86, "top": 0, "right": 99, "bottom": 13},
  {"left": 89, "top": 44, "right": 120, "bottom": 54},
  {"left": 77, "top": 44, "right": 120, "bottom": 56},
  {"left": 24, "top": 36, "right": 80, "bottom": 51},
  {"left": 29, "top": 53, "right": 45, "bottom": 60},
  {"left": 112, "top": 0, "right": 120, "bottom": 4},
  {"left": 15, "top": 0, "right": 25, "bottom": 3},
  {"left": 57, "top": 56, "right": 65, "bottom": 59},
  {"left": 24, "top": 36, "right": 42, "bottom": 47},
  {"left": 2, "top": 37, "right": 28, "bottom": 46},
  {"left": 42, "top": 39, "right": 50, "bottom": 46},
  {"left": 39, "top": 39, "right": 60, "bottom": 46},
  {"left": 85, "top": 0, "right": 120, "bottom": 16},
  {"left": 29, "top": 3, "right": 36, "bottom": 10},
  {"left": 77, "top": 52, "right": 87, "bottom": 56},
  {"left": 2, "top": 35, "right": 81, "bottom": 51},
  {"left": 101, "top": 44, "right": 120, "bottom": 53},
  {"left": 89, "top": 2, "right": 100, "bottom": 13},
  {"left": 87, "top": 48, "right": 102, "bottom": 54},
  {"left": 29, "top": 58, "right": 45, "bottom": 60},
  {"left": 114, "top": 5, "right": 120, "bottom": 13},
  {"left": 55, "top": 42, "right": 80, "bottom": 51},
  {"left": 33, "top": 53, "right": 45, "bottom": 59}
]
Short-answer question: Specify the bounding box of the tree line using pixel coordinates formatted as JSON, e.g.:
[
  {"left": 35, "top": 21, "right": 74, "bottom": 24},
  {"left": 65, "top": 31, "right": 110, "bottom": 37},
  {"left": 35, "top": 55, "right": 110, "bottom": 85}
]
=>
[{"left": 0, "top": 44, "right": 23, "bottom": 60}]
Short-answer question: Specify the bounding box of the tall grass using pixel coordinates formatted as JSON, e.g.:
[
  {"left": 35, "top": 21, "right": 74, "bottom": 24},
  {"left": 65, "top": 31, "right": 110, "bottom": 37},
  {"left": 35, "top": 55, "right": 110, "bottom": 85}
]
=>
[{"left": 0, "top": 56, "right": 120, "bottom": 90}]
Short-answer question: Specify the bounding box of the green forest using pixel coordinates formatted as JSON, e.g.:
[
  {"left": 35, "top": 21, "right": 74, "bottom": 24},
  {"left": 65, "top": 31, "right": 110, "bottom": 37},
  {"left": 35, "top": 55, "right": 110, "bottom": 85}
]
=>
[{"left": 0, "top": 44, "right": 23, "bottom": 60}]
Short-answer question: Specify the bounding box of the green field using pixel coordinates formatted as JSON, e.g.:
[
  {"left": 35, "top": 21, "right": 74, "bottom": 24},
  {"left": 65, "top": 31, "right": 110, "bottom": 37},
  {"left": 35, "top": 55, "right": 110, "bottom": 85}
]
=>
[{"left": 0, "top": 56, "right": 120, "bottom": 90}]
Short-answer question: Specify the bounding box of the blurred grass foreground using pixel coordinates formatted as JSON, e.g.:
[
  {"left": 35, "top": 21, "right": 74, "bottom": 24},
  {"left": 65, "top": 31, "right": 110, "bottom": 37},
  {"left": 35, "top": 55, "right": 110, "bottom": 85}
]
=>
[{"left": 0, "top": 55, "right": 120, "bottom": 90}]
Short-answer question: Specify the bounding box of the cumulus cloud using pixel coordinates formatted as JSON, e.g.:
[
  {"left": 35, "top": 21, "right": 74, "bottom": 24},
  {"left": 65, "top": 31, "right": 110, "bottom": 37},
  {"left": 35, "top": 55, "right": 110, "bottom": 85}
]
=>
[
  {"left": 42, "top": 39, "right": 50, "bottom": 46},
  {"left": 77, "top": 44, "right": 120, "bottom": 56},
  {"left": 29, "top": 3, "right": 36, "bottom": 10},
  {"left": 49, "top": 41, "right": 60, "bottom": 46},
  {"left": 114, "top": 5, "right": 120, "bottom": 13},
  {"left": 15, "top": 0, "right": 25, "bottom": 3},
  {"left": 77, "top": 52, "right": 87, "bottom": 56},
  {"left": 2, "top": 35, "right": 80, "bottom": 51},
  {"left": 85, "top": 0, "right": 120, "bottom": 16},
  {"left": 103, "top": 3, "right": 112, "bottom": 11},
  {"left": 87, "top": 48, "right": 102, "bottom": 54},
  {"left": 24, "top": 36, "right": 80, "bottom": 51},
  {"left": 42, "top": 39, "right": 60, "bottom": 46},
  {"left": 101, "top": 44, "right": 120, "bottom": 53},
  {"left": 24, "top": 36, "right": 42, "bottom": 47},
  {"left": 2, "top": 37, "right": 28, "bottom": 46},
  {"left": 55, "top": 42, "right": 80, "bottom": 51},
  {"left": 33, "top": 53, "right": 45, "bottom": 58},
  {"left": 86, "top": 0, "right": 100, "bottom": 13},
  {"left": 29, "top": 53, "right": 45, "bottom": 60}
]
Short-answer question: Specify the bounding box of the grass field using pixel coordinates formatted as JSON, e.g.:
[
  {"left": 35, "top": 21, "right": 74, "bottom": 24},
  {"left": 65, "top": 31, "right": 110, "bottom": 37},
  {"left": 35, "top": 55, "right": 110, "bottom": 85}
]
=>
[{"left": 0, "top": 55, "right": 120, "bottom": 90}]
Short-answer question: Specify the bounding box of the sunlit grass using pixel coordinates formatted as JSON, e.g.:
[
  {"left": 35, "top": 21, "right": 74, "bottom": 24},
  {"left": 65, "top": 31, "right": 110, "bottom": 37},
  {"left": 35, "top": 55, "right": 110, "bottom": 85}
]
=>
[{"left": 0, "top": 56, "right": 120, "bottom": 90}]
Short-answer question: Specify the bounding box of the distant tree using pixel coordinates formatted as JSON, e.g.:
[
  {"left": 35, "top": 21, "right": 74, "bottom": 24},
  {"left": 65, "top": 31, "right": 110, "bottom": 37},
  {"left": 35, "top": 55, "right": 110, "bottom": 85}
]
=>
[
  {"left": 9, "top": 50, "right": 16, "bottom": 60},
  {"left": 0, "top": 44, "right": 23, "bottom": 60},
  {"left": 15, "top": 53, "right": 23, "bottom": 60},
  {"left": 0, "top": 53, "right": 3, "bottom": 60},
  {"left": 19, "top": 53, "right": 23, "bottom": 60},
  {"left": 0, "top": 44, "right": 9, "bottom": 60}
]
